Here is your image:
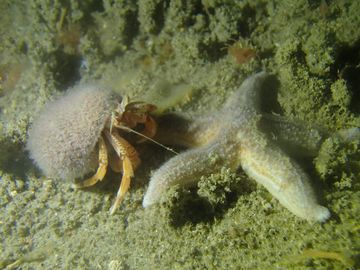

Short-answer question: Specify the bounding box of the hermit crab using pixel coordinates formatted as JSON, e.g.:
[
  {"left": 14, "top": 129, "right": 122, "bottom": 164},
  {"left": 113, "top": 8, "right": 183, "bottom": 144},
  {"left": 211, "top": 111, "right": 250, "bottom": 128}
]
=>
[{"left": 27, "top": 84, "right": 157, "bottom": 214}]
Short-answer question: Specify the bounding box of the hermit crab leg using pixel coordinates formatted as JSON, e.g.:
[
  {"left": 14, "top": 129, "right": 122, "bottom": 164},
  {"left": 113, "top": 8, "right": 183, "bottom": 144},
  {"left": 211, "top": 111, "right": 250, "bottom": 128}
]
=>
[
  {"left": 74, "top": 136, "right": 108, "bottom": 188},
  {"left": 104, "top": 130, "right": 140, "bottom": 215}
]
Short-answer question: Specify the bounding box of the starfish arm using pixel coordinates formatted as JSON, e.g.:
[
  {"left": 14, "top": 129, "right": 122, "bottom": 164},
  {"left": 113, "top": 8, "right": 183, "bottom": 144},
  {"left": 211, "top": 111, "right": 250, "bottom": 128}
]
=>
[
  {"left": 154, "top": 113, "right": 222, "bottom": 148},
  {"left": 142, "top": 148, "right": 217, "bottom": 207},
  {"left": 261, "top": 114, "right": 327, "bottom": 156},
  {"left": 240, "top": 133, "right": 330, "bottom": 222},
  {"left": 223, "top": 71, "right": 270, "bottom": 113},
  {"left": 143, "top": 138, "right": 238, "bottom": 208}
]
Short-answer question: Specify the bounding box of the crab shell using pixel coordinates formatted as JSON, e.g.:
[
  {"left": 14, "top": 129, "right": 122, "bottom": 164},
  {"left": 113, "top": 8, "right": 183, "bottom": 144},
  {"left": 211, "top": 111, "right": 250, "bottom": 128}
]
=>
[{"left": 27, "top": 84, "right": 119, "bottom": 180}]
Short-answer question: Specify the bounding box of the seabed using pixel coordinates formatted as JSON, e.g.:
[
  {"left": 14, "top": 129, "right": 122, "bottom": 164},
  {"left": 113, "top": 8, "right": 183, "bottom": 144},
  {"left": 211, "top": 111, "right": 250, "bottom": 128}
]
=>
[{"left": 0, "top": 1, "right": 359, "bottom": 269}]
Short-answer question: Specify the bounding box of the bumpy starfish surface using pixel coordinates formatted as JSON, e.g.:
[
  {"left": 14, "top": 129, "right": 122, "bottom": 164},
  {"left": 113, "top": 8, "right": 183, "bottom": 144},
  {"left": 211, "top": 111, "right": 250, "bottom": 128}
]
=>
[{"left": 143, "top": 72, "right": 331, "bottom": 222}]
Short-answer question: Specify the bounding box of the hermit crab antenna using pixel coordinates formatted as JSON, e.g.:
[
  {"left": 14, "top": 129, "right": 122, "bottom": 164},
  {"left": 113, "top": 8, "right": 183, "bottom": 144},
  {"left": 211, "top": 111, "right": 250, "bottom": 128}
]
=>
[{"left": 119, "top": 126, "right": 178, "bottom": 155}]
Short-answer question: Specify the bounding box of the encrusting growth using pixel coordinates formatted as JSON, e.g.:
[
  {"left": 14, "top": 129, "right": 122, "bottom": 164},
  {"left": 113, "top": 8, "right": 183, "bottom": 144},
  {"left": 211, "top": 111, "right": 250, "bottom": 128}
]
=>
[{"left": 27, "top": 85, "right": 115, "bottom": 180}]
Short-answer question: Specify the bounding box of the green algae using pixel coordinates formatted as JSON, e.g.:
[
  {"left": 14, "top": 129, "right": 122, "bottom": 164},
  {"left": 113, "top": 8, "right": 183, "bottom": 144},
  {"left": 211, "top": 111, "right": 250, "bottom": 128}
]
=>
[
  {"left": 316, "top": 129, "right": 360, "bottom": 190},
  {"left": 0, "top": 0, "right": 360, "bottom": 269}
]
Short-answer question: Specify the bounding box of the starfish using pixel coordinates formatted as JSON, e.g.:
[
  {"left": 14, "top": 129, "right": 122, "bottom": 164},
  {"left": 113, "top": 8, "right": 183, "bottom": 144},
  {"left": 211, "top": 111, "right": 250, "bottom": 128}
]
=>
[{"left": 142, "top": 72, "right": 331, "bottom": 222}]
